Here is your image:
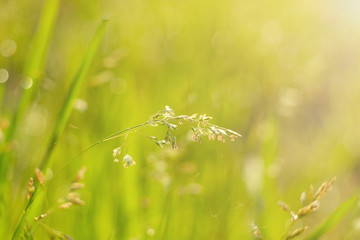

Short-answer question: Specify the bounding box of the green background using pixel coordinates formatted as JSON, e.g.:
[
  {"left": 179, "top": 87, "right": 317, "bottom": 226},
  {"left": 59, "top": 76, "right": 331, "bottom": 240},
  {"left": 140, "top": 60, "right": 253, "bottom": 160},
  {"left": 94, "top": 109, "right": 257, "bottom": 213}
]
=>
[{"left": 1, "top": 0, "right": 360, "bottom": 239}]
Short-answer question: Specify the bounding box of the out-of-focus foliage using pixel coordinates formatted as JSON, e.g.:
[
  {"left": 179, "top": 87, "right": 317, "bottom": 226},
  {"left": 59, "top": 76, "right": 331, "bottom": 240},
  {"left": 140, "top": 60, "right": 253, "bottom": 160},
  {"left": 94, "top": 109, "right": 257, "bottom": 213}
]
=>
[{"left": 1, "top": 0, "right": 360, "bottom": 239}]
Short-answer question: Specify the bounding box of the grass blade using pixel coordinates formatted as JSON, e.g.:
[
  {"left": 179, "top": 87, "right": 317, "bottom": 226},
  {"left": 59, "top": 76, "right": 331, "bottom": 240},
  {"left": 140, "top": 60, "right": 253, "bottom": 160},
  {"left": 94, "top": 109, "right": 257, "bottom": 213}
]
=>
[
  {"left": 5, "top": 0, "right": 60, "bottom": 143},
  {"left": 11, "top": 17, "right": 109, "bottom": 240},
  {"left": 305, "top": 193, "right": 359, "bottom": 240},
  {"left": 1, "top": 0, "right": 60, "bottom": 174},
  {"left": 24, "top": 0, "right": 60, "bottom": 78},
  {"left": 38, "top": 16, "right": 110, "bottom": 170},
  {"left": 1, "top": 0, "right": 60, "bottom": 197},
  {"left": 1, "top": 1, "right": 60, "bottom": 237}
]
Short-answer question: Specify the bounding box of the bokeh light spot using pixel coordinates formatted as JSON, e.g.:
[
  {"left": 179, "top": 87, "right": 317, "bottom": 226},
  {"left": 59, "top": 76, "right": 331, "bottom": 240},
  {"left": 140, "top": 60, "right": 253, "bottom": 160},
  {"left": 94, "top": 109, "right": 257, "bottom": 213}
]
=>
[
  {"left": 1, "top": 39, "right": 17, "bottom": 57},
  {"left": 0, "top": 69, "right": 9, "bottom": 83},
  {"left": 109, "top": 78, "right": 127, "bottom": 95},
  {"left": 21, "top": 77, "right": 33, "bottom": 89},
  {"left": 25, "top": 106, "right": 47, "bottom": 136},
  {"left": 74, "top": 99, "right": 88, "bottom": 113},
  {"left": 146, "top": 228, "right": 155, "bottom": 236}
]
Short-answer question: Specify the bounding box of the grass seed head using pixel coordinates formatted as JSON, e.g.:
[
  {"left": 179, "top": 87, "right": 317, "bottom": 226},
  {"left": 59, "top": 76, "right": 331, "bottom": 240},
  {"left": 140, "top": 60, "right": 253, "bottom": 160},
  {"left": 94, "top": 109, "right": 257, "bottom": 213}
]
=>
[
  {"left": 314, "top": 182, "right": 327, "bottom": 201},
  {"left": 27, "top": 177, "right": 35, "bottom": 200},
  {"left": 314, "top": 177, "right": 336, "bottom": 201},
  {"left": 282, "top": 177, "right": 336, "bottom": 239},
  {"left": 109, "top": 106, "right": 241, "bottom": 167},
  {"left": 35, "top": 168, "right": 46, "bottom": 187},
  {"left": 251, "top": 223, "right": 263, "bottom": 239},
  {"left": 112, "top": 146, "right": 122, "bottom": 157},
  {"left": 34, "top": 214, "right": 47, "bottom": 221},
  {"left": 66, "top": 192, "right": 85, "bottom": 205},
  {"left": 307, "top": 184, "right": 314, "bottom": 202},
  {"left": 300, "top": 191, "right": 307, "bottom": 206},
  {"left": 74, "top": 167, "right": 87, "bottom": 182},
  {"left": 59, "top": 202, "right": 73, "bottom": 209},
  {"left": 278, "top": 201, "right": 291, "bottom": 212},
  {"left": 70, "top": 182, "right": 85, "bottom": 190},
  {"left": 230, "top": 134, "right": 238, "bottom": 142},
  {"left": 123, "top": 154, "right": 136, "bottom": 168},
  {"left": 298, "top": 200, "right": 320, "bottom": 217},
  {"left": 285, "top": 226, "right": 308, "bottom": 240}
]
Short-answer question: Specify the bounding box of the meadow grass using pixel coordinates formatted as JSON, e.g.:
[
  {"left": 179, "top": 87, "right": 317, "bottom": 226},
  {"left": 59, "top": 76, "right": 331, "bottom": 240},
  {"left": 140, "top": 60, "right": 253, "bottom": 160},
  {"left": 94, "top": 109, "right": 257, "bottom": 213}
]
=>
[
  {"left": 305, "top": 193, "right": 359, "bottom": 240},
  {"left": 1, "top": 0, "right": 360, "bottom": 239},
  {"left": 0, "top": 0, "right": 60, "bottom": 237},
  {"left": 11, "top": 16, "right": 109, "bottom": 239}
]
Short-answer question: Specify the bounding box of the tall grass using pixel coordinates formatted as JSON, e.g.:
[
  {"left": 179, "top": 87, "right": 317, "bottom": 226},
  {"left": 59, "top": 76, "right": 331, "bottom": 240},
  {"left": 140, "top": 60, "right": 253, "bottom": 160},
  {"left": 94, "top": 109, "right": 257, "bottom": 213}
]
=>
[
  {"left": 11, "top": 16, "right": 109, "bottom": 240},
  {"left": 38, "top": 16, "right": 110, "bottom": 171},
  {"left": 4, "top": 0, "right": 60, "bottom": 145},
  {"left": 0, "top": 0, "right": 60, "bottom": 237},
  {"left": 2, "top": 0, "right": 360, "bottom": 239}
]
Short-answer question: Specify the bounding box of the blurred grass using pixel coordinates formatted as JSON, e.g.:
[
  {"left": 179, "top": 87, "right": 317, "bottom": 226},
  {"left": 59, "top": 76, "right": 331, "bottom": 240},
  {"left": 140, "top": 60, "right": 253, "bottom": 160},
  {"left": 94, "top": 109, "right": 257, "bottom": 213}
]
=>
[
  {"left": 11, "top": 16, "right": 109, "bottom": 240},
  {"left": 1, "top": 0, "right": 360, "bottom": 239},
  {"left": 4, "top": 0, "right": 60, "bottom": 143},
  {"left": 305, "top": 193, "right": 359, "bottom": 240},
  {"left": 1, "top": 0, "right": 60, "bottom": 238},
  {"left": 39, "top": 16, "right": 109, "bottom": 170}
]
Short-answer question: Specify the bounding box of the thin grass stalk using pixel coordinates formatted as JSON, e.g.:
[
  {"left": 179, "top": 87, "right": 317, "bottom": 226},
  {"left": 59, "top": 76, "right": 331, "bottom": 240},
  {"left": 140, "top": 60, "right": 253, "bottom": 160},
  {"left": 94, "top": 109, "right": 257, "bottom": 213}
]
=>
[
  {"left": 55, "top": 121, "right": 149, "bottom": 175},
  {"left": 12, "top": 105, "right": 240, "bottom": 238},
  {"left": 12, "top": 121, "right": 148, "bottom": 239},
  {"left": 11, "top": 17, "right": 109, "bottom": 240}
]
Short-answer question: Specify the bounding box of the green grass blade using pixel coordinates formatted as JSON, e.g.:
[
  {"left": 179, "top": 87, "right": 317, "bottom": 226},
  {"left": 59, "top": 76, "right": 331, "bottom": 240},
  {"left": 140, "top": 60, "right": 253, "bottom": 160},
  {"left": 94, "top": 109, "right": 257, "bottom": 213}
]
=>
[
  {"left": 11, "top": 17, "right": 109, "bottom": 240},
  {"left": 1, "top": 1, "right": 60, "bottom": 237},
  {"left": 38, "top": 16, "right": 110, "bottom": 170},
  {"left": 5, "top": 0, "right": 60, "bottom": 143},
  {"left": 0, "top": 84, "right": 4, "bottom": 110},
  {"left": 305, "top": 193, "right": 359, "bottom": 240},
  {"left": 24, "top": 0, "right": 60, "bottom": 78}
]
